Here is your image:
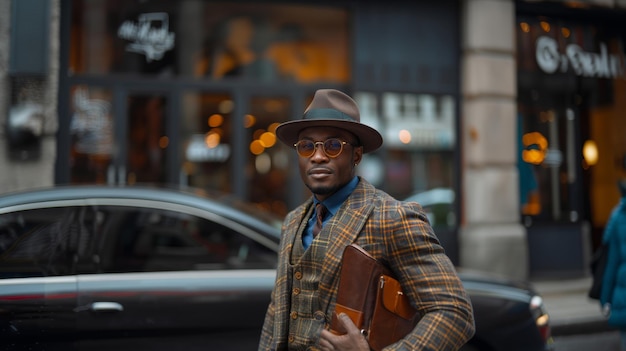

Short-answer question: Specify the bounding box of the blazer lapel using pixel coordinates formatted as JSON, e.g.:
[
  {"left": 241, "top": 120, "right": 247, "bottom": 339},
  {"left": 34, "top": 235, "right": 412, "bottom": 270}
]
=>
[{"left": 279, "top": 200, "right": 312, "bottom": 259}]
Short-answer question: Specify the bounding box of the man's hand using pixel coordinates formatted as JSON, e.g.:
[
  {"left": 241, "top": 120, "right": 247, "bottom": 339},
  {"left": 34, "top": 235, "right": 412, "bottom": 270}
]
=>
[{"left": 319, "top": 313, "right": 370, "bottom": 351}]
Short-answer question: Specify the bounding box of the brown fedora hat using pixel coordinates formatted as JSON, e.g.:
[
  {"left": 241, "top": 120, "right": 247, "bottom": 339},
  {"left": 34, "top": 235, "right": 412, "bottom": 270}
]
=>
[{"left": 275, "top": 89, "right": 383, "bottom": 153}]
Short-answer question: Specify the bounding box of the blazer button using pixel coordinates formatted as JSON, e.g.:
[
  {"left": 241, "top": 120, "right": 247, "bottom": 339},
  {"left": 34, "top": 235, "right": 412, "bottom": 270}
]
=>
[
  {"left": 290, "top": 311, "right": 298, "bottom": 319},
  {"left": 314, "top": 311, "right": 325, "bottom": 321},
  {"left": 294, "top": 271, "right": 302, "bottom": 280}
]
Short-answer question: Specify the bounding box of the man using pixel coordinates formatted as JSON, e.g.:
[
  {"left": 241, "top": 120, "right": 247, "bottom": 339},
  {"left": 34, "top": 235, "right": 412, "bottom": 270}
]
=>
[{"left": 259, "top": 89, "right": 475, "bottom": 351}]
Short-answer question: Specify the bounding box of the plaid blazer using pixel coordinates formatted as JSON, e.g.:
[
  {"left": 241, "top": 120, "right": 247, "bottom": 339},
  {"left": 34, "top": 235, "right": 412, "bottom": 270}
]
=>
[{"left": 259, "top": 178, "right": 475, "bottom": 351}]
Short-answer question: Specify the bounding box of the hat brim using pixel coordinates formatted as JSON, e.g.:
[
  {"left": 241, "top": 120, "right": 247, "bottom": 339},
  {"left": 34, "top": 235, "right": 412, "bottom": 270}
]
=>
[{"left": 275, "top": 119, "right": 383, "bottom": 154}]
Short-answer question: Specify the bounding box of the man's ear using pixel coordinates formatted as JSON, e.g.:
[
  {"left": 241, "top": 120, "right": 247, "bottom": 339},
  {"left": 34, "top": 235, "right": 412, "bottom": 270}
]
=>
[{"left": 353, "top": 146, "right": 363, "bottom": 166}]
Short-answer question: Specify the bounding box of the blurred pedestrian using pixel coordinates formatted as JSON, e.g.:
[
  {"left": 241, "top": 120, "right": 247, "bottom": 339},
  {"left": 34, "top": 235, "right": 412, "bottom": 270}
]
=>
[
  {"left": 258, "top": 89, "right": 475, "bottom": 351},
  {"left": 600, "top": 177, "right": 626, "bottom": 350}
]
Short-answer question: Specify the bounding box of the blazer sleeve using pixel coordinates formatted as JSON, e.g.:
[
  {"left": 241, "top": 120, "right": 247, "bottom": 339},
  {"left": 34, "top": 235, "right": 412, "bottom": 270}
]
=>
[
  {"left": 258, "top": 292, "right": 276, "bottom": 351},
  {"left": 378, "top": 200, "right": 476, "bottom": 350}
]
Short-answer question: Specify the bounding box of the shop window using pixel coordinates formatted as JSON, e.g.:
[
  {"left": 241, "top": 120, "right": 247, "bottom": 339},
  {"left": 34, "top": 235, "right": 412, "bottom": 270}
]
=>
[
  {"left": 70, "top": 0, "right": 349, "bottom": 83},
  {"left": 69, "top": 86, "right": 114, "bottom": 184},
  {"left": 355, "top": 92, "right": 457, "bottom": 229},
  {"left": 180, "top": 92, "right": 233, "bottom": 194},
  {"left": 517, "top": 14, "right": 626, "bottom": 227},
  {"left": 245, "top": 96, "right": 292, "bottom": 217}
]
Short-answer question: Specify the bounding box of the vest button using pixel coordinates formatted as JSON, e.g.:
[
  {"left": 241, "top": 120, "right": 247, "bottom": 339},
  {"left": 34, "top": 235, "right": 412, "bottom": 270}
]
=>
[
  {"left": 294, "top": 271, "right": 303, "bottom": 280},
  {"left": 290, "top": 311, "right": 298, "bottom": 319},
  {"left": 314, "top": 311, "right": 325, "bottom": 321},
  {"left": 288, "top": 335, "right": 295, "bottom": 343},
  {"left": 293, "top": 287, "right": 301, "bottom": 295}
]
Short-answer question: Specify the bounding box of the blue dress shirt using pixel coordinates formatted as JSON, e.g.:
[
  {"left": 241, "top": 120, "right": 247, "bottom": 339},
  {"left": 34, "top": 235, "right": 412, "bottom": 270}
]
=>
[{"left": 302, "top": 176, "right": 359, "bottom": 249}]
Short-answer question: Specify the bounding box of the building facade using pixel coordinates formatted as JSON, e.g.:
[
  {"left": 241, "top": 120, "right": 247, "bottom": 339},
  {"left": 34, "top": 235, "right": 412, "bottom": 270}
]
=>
[{"left": 1, "top": 0, "right": 625, "bottom": 279}]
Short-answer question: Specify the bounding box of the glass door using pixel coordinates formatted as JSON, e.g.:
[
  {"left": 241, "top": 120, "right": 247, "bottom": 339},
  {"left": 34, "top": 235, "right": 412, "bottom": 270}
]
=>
[
  {"left": 518, "top": 103, "right": 583, "bottom": 224},
  {"left": 69, "top": 86, "right": 171, "bottom": 185},
  {"left": 126, "top": 94, "right": 169, "bottom": 184}
]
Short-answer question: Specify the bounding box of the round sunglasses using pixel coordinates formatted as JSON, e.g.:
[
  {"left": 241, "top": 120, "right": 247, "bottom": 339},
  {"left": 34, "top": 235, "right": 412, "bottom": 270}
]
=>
[{"left": 293, "top": 138, "right": 355, "bottom": 158}]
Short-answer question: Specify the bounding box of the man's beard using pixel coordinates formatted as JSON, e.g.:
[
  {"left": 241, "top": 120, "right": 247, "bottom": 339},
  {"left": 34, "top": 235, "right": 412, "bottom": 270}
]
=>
[{"left": 306, "top": 183, "right": 339, "bottom": 197}]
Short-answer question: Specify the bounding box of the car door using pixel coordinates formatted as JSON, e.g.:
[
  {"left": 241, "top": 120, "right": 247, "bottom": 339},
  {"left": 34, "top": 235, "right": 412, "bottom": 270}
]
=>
[
  {"left": 74, "top": 201, "right": 277, "bottom": 351},
  {"left": 0, "top": 205, "right": 81, "bottom": 349}
]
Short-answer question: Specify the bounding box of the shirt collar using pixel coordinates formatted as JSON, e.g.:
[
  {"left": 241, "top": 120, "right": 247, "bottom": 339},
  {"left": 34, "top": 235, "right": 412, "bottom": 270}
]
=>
[{"left": 314, "top": 176, "right": 359, "bottom": 217}]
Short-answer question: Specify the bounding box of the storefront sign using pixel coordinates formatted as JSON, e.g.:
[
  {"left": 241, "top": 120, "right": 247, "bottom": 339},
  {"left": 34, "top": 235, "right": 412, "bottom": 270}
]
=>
[
  {"left": 118, "top": 12, "right": 175, "bottom": 62},
  {"left": 379, "top": 93, "right": 456, "bottom": 149},
  {"left": 535, "top": 36, "right": 625, "bottom": 79},
  {"left": 186, "top": 135, "right": 231, "bottom": 162}
]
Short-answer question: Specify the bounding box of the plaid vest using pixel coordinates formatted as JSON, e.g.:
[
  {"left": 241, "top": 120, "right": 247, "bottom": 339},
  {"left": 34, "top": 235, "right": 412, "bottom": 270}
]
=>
[{"left": 286, "top": 210, "right": 330, "bottom": 350}]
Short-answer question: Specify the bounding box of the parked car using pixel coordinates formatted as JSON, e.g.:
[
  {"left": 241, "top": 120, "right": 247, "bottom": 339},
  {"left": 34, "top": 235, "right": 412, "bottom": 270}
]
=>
[
  {"left": 404, "top": 187, "right": 455, "bottom": 228},
  {"left": 0, "top": 185, "right": 553, "bottom": 351}
]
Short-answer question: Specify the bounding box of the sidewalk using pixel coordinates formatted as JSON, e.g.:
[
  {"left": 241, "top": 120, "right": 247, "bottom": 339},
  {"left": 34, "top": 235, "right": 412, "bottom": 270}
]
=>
[{"left": 531, "top": 276, "right": 615, "bottom": 336}]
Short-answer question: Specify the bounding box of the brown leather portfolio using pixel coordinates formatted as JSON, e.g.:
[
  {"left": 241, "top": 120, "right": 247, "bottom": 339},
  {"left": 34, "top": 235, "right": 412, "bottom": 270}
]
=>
[{"left": 329, "top": 244, "right": 420, "bottom": 351}]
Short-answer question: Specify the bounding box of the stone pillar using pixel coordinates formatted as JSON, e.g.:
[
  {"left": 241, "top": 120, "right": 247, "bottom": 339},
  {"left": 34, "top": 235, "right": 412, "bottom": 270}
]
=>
[{"left": 459, "top": 0, "right": 528, "bottom": 279}]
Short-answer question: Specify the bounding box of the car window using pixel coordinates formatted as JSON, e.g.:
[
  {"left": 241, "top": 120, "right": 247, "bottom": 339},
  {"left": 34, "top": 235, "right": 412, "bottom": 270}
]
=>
[
  {"left": 88, "top": 205, "right": 277, "bottom": 273},
  {"left": 0, "top": 207, "right": 80, "bottom": 278},
  {"left": 404, "top": 188, "right": 456, "bottom": 228}
]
